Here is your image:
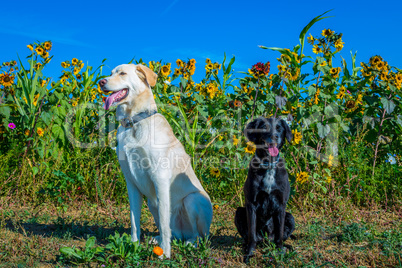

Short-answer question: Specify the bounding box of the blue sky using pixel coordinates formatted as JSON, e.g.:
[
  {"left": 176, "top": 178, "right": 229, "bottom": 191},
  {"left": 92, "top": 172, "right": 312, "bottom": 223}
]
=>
[{"left": 1, "top": 0, "right": 401, "bottom": 84}]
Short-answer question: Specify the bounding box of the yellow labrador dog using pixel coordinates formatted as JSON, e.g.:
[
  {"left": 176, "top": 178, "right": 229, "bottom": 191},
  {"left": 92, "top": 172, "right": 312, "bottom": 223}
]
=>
[{"left": 99, "top": 64, "right": 213, "bottom": 258}]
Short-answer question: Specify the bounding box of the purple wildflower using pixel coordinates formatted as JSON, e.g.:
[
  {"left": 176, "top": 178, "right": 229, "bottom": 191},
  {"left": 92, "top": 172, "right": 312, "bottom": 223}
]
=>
[{"left": 8, "top": 123, "right": 16, "bottom": 129}]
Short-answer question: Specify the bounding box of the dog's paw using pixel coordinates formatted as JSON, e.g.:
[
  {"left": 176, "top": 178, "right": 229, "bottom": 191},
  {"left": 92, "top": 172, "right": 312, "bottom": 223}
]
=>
[
  {"left": 161, "top": 243, "right": 171, "bottom": 259},
  {"left": 243, "top": 254, "right": 252, "bottom": 264},
  {"left": 148, "top": 236, "right": 161, "bottom": 245},
  {"left": 184, "top": 239, "right": 197, "bottom": 247}
]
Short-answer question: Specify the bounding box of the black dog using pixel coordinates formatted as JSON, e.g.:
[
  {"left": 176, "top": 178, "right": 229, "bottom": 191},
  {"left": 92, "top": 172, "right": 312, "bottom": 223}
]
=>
[{"left": 235, "top": 117, "right": 295, "bottom": 263}]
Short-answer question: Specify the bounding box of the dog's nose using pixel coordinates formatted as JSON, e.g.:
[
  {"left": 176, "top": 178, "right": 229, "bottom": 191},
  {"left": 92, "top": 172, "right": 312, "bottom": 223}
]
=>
[{"left": 98, "top": 79, "right": 107, "bottom": 87}]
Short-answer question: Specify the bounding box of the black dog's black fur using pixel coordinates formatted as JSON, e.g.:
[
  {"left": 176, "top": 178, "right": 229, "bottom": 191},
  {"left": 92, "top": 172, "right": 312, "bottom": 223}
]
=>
[{"left": 235, "top": 117, "right": 295, "bottom": 263}]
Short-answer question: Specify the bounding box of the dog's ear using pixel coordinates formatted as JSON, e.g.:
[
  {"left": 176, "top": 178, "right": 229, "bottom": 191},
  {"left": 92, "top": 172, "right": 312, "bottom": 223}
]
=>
[
  {"left": 136, "top": 64, "right": 158, "bottom": 87},
  {"left": 280, "top": 119, "right": 292, "bottom": 143},
  {"left": 244, "top": 118, "right": 263, "bottom": 143}
]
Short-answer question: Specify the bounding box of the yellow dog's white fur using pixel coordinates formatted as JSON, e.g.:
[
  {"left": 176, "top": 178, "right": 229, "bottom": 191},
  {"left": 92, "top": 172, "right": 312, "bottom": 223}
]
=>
[{"left": 101, "top": 64, "right": 213, "bottom": 258}]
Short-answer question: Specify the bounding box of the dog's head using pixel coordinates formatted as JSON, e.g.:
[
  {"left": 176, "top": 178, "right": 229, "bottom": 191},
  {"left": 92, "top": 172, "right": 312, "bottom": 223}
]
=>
[
  {"left": 99, "top": 64, "right": 158, "bottom": 110},
  {"left": 244, "top": 117, "right": 292, "bottom": 157}
]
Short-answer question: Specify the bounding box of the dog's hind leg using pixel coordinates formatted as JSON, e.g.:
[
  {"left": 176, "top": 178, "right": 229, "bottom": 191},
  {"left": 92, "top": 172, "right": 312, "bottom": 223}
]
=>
[
  {"left": 181, "top": 192, "right": 212, "bottom": 244},
  {"left": 234, "top": 207, "right": 248, "bottom": 241},
  {"left": 283, "top": 212, "right": 295, "bottom": 241}
]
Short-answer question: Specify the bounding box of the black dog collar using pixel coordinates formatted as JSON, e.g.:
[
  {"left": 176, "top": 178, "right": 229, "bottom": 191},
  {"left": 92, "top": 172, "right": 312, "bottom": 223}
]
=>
[
  {"left": 260, "top": 154, "right": 280, "bottom": 169},
  {"left": 120, "top": 110, "right": 158, "bottom": 128}
]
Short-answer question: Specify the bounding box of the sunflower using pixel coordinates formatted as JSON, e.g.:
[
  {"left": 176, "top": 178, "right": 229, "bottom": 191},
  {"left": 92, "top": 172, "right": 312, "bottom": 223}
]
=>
[
  {"left": 206, "top": 63, "right": 213, "bottom": 70},
  {"left": 312, "top": 45, "right": 322, "bottom": 54},
  {"left": 189, "top": 59, "right": 196, "bottom": 65},
  {"left": 176, "top": 59, "right": 183, "bottom": 67},
  {"left": 395, "top": 73, "right": 402, "bottom": 84},
  {"left": 321, "top": 29, "right": 334, "bottom": 37},
  {"left": 277, "top": 65, "right": 286, "bottom": 72},
  {"left": 33, "top": 93, "right": 40, "bottom": 106},
  {"left": 25, "top": 129, "right": 30, "bottom": 136},
  {"left": 76, "top": 74, "right": 82, "bottom": 80},
  {"left": 345, "top": 100, "right": 355, "bottom": 109},
  {"left": 174, "top": 68, "right": 181, "bottom": 76},
  {"left": 210, "top": 168, "right": 220, "bottom": 177},
  {"left": 37, "top": 127, "right": 44, "bottom": 137},
  {"left": 27, "top": 44, "right": 34, "bottom": 51},
  {"left": 73, "top": 68, "right": 80, "bottom": 75},
  {"left": 161, "top": 65, "right": 171, "bottom": 76},
  {"left": 72, "top": 101, "right": 78, "bottom": 107},
  {"left": 380, "top": 71, "right": 389, "bottom": 81},
  {"left": 148, "top": 61, "right": 154, "bottom": 70},
  {"left": 291, "top": 129, "right": 302, "bottom": 145},
  {"left": 61, "top": 62, "right": 69, "bottom": 68},
  {"left": 328, "top": 154, "right": 334, "bottom": 167},
  {"left": 307, "top": 33, "right": 315, "bottom": 45},
  {"left": 376, "top": 61, "right": 385, "bottom": 70},
  {"left": 296, "top": 171, "right": 309, "bottom": 184},
  {"left": 234, "top": 100, "right": 242, "bottom": 107},
  {"left": 0, "top": 73, "right": 15, "bottom": 87},
  {"left": 233, "top": 135, "right": 240, "bottom": 146},
  {"left": 183, "top": 73, "right": 189, "bottom": 80},
  {"left": 35, "top": 63, "right": 42, "bottom": 70},
  {"left": 319, "top": 61, "right": 327, "bottom": 67},
  {"left": 42, "top": 51, "right": 49, "bottom": 58},
  {"left": 44, "top": 41, "right": 52, "bottom": 51},
  {"left": 330, "top": 67, "right": 341, "bottom": 78},
  {"left": 35, "top": 46, "right": 44, "bottom": 55},
  {"left": 189, "top": 65, "right": 196, "bottom": 75},
  {"left": 205, "top": 58, "right": 211, "bottom": 64},
  {"left": 245, "top": 141, "right": 256, "bottom": 154},
  {"left": 41, "top": 80, "right": 47, "bottom": 87},
  {"left": 71, "top": 58, "right": 79, "bottom": 66},
  {"left": 334, "top": 38, "right": 344, "bottom": 51},
  {"left": 213, "top": 63, "right": 221, "bottom": 70},
  {"left": 369, "top": 56, "right": 382, "bottom": 66},
  {"left": 337, "top": 86, "right": 346, "bottom": 99}
]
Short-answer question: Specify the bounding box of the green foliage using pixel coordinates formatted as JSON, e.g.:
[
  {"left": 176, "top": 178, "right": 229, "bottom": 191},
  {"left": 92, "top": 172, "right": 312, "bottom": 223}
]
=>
[
  {"left": 59, "top": 236, "right": 104, "bottom": 265},
  {"left": 0, "top": 14, "right": 401, "bottom": 208}
]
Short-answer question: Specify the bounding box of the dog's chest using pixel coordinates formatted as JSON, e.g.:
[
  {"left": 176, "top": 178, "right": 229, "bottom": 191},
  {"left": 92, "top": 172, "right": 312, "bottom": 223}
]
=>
[{"left": 261, "top": 169, "right": 276, "bottom": 194}]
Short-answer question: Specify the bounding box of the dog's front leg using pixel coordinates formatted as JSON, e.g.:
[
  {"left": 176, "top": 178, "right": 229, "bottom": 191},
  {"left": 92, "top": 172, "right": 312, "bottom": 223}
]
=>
[
  {"left": 244, "top": 203, "right": 257, "bottom": 263},
  {"left": 155, "top": 179, "right": 171, "bottom": 258},
  {"left": 273, "top": 208, "right": 286, "bottom": 250},
  {"left": 126, "top": 180, "right": 143, "bottom": 242}
]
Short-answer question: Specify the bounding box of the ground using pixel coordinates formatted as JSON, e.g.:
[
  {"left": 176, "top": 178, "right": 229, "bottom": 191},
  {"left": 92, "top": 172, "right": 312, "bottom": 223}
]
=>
[{"left": 0, "top": 198, "right": 401, "bottom": 267}]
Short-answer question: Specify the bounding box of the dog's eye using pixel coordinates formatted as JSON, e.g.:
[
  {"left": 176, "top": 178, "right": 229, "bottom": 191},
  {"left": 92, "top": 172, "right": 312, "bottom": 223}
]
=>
[
  {"left": 120, "top": 72, "right": 127, "bottom": 76},
  {"left": 276, "top": 125, "right": 281, "bottom": 131}
]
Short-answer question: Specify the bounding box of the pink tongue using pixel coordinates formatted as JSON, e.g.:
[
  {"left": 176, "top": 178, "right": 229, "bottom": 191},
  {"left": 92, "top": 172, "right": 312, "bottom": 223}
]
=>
[
  {"left": 103, "top": 91, "right": 121, "bottom": 110},
  {"left": 268, "top": 145, "right": 279, "bottom": 157}
]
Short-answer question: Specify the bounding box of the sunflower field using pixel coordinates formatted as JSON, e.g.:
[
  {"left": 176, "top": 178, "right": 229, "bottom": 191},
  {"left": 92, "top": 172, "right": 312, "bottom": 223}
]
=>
[{"left": 0, "top": 13, "right": 401, "bottom": 210}]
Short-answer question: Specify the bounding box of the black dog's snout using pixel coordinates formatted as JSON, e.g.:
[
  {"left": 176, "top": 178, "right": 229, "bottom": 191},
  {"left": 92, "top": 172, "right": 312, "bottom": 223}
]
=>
[{"left": 98, "top": 79, "right": 107, "bottom": 87}]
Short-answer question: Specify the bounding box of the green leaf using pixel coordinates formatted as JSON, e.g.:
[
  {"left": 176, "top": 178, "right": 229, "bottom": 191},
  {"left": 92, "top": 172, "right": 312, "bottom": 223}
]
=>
[
  {"left": 32, "top": 167, "right": 39, "bottom": 176},
  {"left": 317, "top": 122, "right": 330, "bottom": 138},
  {"left": 397, "top": 115, "right": 402, "bottom": 127},
  {"left": 85, "top": 236, "right": 96, "bottom": 249},
  {"left": 381, "top": 97, "right": 395, "bottom": 114},
  {"left": 60, "top": 247, "right": 82, "bottom": 259},
  {"left": 0, "top": 105, "right": 11, "bottom": 119},
  {"left": 299, "top": 10, "right": 334, "bottom": 56}
]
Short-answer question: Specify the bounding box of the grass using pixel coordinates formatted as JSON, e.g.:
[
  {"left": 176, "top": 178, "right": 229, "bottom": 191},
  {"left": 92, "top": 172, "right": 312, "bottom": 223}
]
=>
[{"left": 0, "top": 197, "right": 401, "bottom": 267}]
